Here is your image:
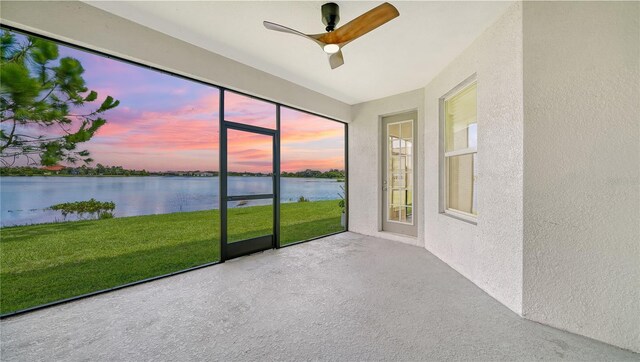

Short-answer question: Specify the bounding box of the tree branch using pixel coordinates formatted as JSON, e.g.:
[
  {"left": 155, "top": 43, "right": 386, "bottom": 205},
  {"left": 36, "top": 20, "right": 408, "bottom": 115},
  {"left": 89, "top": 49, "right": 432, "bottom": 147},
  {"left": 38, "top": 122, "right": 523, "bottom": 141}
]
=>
[{"left": 0, "top": 119, "right": 17, "bottom": 152}]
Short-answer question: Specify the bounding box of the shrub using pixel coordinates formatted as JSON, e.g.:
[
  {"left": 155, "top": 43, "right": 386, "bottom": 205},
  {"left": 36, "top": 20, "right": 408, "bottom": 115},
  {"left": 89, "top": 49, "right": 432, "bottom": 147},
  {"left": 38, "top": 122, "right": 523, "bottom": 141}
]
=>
[
  {"left": 98, "top": 212, "right": 114, "bottom": 220},
  {"left": 49, "top": 199, "right": 116, "bottom": 221},
  {"left": 298, "top": 196, "right": 310, "bottom": 203}
]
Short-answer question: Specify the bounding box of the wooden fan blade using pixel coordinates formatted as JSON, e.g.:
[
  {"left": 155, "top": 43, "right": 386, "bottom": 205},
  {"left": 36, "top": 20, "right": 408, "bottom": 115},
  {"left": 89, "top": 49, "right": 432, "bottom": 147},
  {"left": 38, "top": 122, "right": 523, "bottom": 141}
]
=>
[
  {"left": 328, "top": 50, "right": 344, "bottom": 69},
  {"left": 263, "top": 21, "right": 324, "bottom": 46},
  {"left": 316, "top": 2, "right": 399, "bottom": 45}
]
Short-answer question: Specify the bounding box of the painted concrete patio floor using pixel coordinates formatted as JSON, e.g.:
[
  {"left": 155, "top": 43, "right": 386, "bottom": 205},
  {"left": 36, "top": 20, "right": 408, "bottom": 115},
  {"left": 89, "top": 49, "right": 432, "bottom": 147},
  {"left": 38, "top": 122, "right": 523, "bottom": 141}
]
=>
[{"left": 1, "top": 232, "right": 638, "bottom": 361}]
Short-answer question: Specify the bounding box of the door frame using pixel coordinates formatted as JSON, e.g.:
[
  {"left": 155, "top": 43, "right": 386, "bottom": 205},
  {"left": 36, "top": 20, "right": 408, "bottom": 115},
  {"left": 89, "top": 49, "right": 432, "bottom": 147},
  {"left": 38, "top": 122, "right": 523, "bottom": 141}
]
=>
[
  {"left": 219, "top": 91, "right": 281, "bottom": 261},
  {"left": 380, "top": 110, "right": 418, "bottom": 237}
]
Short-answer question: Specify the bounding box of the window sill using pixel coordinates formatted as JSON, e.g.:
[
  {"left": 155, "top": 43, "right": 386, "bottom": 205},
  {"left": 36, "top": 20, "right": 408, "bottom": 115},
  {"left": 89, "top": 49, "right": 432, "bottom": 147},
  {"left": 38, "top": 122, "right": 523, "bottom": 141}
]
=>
[{"left": 441, "top": 210, "right": 477, "bottom": 225}]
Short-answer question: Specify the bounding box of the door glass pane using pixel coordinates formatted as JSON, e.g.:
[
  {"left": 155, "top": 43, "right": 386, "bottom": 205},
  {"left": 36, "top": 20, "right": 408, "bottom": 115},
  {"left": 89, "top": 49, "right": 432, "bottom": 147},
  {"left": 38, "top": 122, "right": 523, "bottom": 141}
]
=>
[
  {"left": 405, "top": 140, "right": 413, "bottom": 156},
  {"left": 389, "top": 124, "right": 400, "bottom": 138},
  {"left": 405, "top": 156, "right": 413, "bottom": 171},
  {"left": 279, "top": 107, "right": 346, "bottom": 246},
  {"left": 406, "top": 206, "right": 413, "bottom": 224},
  {"left": 391, "top": 156, "right": 401, "bottom": 170},
  {"left": 405, "top": 190, "right": 413, "bottom": 206},
  {"left": 447, "top": 153, "right": 477, "bottom": 215},
  {"left": 391, "top": 189, "right": 401, "bottom": 204},
  {"left": 388, "top": 205, "right": 401, "bottom": 222},
  {"left": 392, "top": 139, "right": 401, "bottom": 154},
  {"left": 227, "top": 199, "right": 273, "bottom": 243},
  {"left": 227, "top": 129, "right": 273, "bottom": 196},
  {"left": 392, "top": 173, "right": 405, "bottom": 188},
  {"left": 386, "top": 120, "right": 414, "bottom": 224},
  {"left": 401, "top": 122, "right": 413, "bottom": 139},
  {"left": 224, "top": 91, "right": 276, "bottom": 129}
]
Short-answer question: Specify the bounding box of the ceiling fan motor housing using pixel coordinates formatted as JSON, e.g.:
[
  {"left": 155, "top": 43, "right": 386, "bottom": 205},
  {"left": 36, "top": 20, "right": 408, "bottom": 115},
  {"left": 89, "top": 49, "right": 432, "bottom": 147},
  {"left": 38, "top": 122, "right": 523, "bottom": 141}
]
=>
[{"left": 322, "top": 3, "right": 340, "bottom": 32}]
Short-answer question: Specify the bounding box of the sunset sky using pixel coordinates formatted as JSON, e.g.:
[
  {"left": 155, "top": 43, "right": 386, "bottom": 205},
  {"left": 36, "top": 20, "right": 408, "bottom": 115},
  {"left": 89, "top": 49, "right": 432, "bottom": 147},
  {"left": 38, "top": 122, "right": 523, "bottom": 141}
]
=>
[{"left": 8, "top": 31, "right": 345, "bottom": 172}]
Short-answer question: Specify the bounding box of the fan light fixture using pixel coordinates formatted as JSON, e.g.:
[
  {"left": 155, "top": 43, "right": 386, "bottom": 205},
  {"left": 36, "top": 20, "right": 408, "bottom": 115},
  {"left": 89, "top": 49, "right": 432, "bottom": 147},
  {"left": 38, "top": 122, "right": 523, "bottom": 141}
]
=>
[
  {"left": 263, "top": 2, "right": 399, "bottom": 69},
  {"left": 323, "top": 44, "right": 340, "bottom": 54}
]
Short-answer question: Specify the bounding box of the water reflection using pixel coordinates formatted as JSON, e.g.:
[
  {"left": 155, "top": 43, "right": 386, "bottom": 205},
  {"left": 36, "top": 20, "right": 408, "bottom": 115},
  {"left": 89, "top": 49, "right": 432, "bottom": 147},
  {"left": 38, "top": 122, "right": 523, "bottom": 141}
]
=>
[{"left": 1, "top": 176, "right": 344, "bottom": 226}]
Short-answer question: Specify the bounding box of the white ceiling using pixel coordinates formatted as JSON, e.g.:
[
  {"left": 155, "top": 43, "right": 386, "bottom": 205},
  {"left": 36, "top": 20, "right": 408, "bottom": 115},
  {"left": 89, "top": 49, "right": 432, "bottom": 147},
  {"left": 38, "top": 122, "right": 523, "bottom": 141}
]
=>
[{"left": 85, "top": 1, "right": 512, "bottom": 105}]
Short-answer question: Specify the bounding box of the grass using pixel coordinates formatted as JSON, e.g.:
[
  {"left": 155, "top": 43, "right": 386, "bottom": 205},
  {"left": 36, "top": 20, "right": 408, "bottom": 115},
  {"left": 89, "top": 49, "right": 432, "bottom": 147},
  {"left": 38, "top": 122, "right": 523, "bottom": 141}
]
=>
[{"left": 0, "top": 200, "right": 343, "bottom": 314}]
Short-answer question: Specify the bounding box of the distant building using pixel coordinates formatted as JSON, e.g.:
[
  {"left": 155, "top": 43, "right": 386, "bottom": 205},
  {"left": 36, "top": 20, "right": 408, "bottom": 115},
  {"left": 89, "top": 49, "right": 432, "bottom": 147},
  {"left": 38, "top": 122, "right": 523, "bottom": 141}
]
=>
[{"left": 41, "top": 165, "right": 65, "bottom": 173}]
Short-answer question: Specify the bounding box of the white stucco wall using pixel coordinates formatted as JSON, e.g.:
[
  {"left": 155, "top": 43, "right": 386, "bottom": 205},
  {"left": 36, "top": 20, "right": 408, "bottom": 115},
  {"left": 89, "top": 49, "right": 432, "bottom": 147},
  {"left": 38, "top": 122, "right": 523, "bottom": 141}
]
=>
[
  {"left": 423, "top": 3, "right": 524, "bottom": 314},
  {"left": 349, "top": 89, "right": 425, "bottom": 247},
  {"left": 0, "top": 1, "right": 351, "bottom": 122},
  {"left": 522, "top": 1, "right": 640, "bottom": 352}
]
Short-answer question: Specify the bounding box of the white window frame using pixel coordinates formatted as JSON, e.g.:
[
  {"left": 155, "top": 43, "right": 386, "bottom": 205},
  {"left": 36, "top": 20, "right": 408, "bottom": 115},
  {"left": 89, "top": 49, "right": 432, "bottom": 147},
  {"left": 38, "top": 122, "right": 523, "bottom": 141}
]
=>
[{"left": 439, "top": 75, "right": 478, "bottom": 224}]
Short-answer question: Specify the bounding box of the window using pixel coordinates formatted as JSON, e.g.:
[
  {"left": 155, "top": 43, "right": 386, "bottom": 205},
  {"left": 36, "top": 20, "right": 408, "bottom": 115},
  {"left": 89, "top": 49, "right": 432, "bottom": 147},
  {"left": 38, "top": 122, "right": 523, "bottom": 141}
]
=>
[{"left": 442, "top": 80, "right": 477, "bottom": 221}]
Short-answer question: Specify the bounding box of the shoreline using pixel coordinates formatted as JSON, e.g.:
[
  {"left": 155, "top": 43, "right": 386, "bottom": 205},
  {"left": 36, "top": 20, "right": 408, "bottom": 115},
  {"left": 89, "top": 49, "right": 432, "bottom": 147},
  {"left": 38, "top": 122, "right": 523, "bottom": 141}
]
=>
[
  {"left": 0, "top": 174, "right": 343, "bottom": 179},
  {"left": 1, "top": 198, "right": 343, "bottom": 229}
]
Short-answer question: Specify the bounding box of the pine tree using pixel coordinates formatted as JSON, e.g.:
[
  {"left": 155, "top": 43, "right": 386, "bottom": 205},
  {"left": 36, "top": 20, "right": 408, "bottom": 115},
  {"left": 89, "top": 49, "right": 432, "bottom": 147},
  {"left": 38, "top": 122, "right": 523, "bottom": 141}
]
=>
[{"left": 0, "top": 31, "right": 119, "bottom": 166}]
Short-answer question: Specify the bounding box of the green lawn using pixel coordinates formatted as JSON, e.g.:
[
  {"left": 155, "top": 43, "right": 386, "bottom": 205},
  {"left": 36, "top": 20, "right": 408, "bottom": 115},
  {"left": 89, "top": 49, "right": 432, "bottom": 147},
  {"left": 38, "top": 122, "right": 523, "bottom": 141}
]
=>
[{"left": 0, "top": 200, "right": 343, "bottom": 314}]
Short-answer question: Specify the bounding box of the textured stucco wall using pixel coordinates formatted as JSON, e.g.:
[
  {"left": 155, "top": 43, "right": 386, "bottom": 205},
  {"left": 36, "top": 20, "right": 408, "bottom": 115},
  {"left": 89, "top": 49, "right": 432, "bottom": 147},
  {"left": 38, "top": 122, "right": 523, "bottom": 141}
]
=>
[
  {"left": 349, "top": 89, "right": 425, "bottom": 247},
  {"left": 423, "top": 3, "right": 524, "bottom": 314},
  {"left": 0, "top": 1, "right": 351, "bottom": 122},
  {"left": 522, "top": 1, "right": 640, "bottom": 352}
]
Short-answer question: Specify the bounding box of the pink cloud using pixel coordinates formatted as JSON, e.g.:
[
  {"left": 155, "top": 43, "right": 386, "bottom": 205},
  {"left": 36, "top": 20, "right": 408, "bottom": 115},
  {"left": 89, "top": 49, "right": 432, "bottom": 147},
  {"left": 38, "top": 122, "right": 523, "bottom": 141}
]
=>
[
  {"left": 40, "top": 67, "right": 345, "bottom": 172},
  {"left": 224, "top": 91, "right": 276, "bottom": 129},
  {"left": 96, "top": 122, "right": 132, "bottom": 137},
  {"left": 91, "top": 92, "right": 219, "bottom": 152}
]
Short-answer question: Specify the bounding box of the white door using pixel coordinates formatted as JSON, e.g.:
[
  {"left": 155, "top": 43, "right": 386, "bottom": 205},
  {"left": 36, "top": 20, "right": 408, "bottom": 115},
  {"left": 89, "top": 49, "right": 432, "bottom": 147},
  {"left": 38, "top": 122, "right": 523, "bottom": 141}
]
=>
[{"left": 381, "top": 111, "right": 417, "bottom": 236}]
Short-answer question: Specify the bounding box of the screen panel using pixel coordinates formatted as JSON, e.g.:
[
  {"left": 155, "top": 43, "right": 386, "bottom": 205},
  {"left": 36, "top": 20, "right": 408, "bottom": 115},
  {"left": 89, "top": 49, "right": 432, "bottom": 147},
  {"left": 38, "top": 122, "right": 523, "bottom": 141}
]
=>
[
  {"left": 227, "top": 199, "right": 274, "bottom": 243},
  {"left": 224, "top": 91, "right": 276, "bottom": 129},
  {"left": 0, "top": 29, "right": 220, "bottom": 314},
  {"left": 279, "top": 107, "right": 346, "bottom": 245},
  {"left": 226, "top": 129, "right": 273, "bottom": 197}
]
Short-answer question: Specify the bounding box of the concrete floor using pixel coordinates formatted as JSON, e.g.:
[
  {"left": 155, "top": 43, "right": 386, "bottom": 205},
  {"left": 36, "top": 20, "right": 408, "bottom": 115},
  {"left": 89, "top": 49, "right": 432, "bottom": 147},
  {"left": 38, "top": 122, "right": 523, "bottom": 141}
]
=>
[{"left": 1, "top": 232, "right": 638, "bottom": 361}]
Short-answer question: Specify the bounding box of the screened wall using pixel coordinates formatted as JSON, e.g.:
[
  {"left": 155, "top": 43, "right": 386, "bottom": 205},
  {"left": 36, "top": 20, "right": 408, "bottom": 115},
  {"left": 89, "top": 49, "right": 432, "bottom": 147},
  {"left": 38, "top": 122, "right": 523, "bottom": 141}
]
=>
[{"left": 0, "top": 27, "right": 346, "bottom": 316}]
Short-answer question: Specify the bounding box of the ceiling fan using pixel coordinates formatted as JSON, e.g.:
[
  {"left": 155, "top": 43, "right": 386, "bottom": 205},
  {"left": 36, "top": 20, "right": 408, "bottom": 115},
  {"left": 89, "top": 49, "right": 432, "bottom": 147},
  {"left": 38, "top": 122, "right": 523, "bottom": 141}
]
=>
[{"left": 263, "top": 2, "right": 399, "bottom": 69}]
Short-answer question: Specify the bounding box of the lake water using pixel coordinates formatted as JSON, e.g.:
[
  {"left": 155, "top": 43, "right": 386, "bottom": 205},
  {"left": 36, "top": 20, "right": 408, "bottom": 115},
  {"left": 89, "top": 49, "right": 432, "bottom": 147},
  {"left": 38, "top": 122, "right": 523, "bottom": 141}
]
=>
[{"left": 0, "top": 176, "right": 345, "bottom": 227}]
